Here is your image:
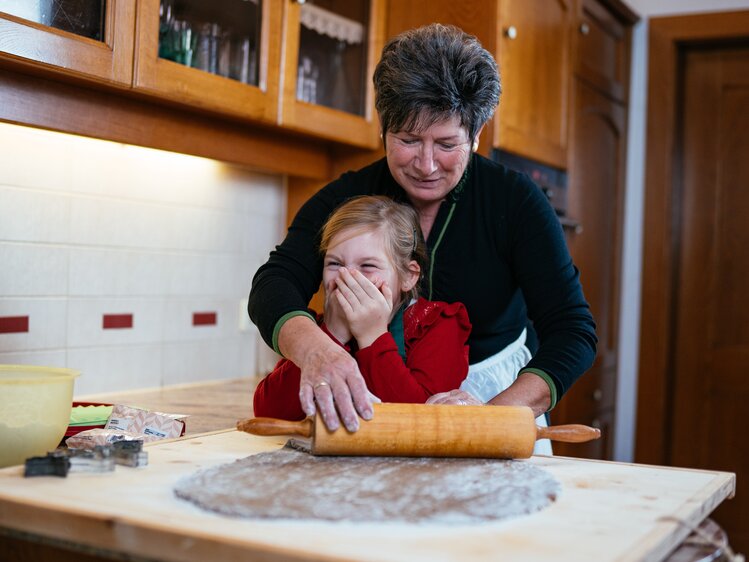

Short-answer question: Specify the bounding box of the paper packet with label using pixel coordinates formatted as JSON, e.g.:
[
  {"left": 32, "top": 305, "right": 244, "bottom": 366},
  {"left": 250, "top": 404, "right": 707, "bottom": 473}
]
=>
[{"left": 104, "top": 404, "right": 187, "bottom": 442}]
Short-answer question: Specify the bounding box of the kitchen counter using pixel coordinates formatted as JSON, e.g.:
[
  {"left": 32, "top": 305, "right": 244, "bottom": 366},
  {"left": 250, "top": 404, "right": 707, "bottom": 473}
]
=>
[{"left": 76, "top": 377, "right": 261, "bottom": 435}]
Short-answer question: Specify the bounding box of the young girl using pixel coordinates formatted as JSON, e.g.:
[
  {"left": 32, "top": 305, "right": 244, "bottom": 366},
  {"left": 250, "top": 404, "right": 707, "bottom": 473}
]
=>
[{"left": 253, "top": 196, "right": 471, "bottom": 420}]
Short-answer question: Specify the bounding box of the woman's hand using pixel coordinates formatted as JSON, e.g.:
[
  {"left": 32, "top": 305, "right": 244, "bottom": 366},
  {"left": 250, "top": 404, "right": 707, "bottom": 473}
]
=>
[
  {"left": 278, "top": 315, "right": 374, "bottom": 432},
  {"left": 426, "top": 389, "right": 483, "bottom": 406},
  {"left": 334, "top": 268, "right": 393, "bottom": 349}
]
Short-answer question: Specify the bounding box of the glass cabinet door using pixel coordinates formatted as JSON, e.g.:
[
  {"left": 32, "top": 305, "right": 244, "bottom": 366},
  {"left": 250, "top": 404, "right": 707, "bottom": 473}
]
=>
[
  {"left": 0, "top": 0, "right": 135, "bottom": 84},
  {"left": 281, "top": 0, "right": 384, "bottom": 149},
  {"left": 295, "top": 1, "right": 369, "bottom": 116},
  {"left": 157, "top": 0, "right": 262, "bottom": 87},
  {"left": 134, "top": 0, "right": 282, "bottom": 124}
]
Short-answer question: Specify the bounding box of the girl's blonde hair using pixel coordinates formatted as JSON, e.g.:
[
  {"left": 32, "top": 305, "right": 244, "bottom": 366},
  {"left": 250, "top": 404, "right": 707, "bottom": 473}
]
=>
[{"left": 320, "top": 196, "right": 428, "bottom": 303}]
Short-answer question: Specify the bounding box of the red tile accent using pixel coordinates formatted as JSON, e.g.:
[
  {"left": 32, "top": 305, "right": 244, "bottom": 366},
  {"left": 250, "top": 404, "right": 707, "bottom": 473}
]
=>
[
  {"left": 0, "top": 316, "right": 29, "bottom": 334},
  {"left": 193, "top": 312, "right": 217, "bottom": 326},
  {"left": 103, "top": 314, "right": 133, "bottom": 330}
]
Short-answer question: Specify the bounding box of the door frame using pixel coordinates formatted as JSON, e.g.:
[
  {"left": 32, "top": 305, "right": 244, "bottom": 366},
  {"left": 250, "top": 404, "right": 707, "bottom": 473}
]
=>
[{"left": 635, "top": 10, "right": 749, "bottom": 465}]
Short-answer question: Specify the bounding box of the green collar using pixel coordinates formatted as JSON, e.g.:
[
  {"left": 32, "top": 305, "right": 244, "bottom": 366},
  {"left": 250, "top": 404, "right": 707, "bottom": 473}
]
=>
[{"left": 388, "top": 302, "right": 408, "bottom": 363}]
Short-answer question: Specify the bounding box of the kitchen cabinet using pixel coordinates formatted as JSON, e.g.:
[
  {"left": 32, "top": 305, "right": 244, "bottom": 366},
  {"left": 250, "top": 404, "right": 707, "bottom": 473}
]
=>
[
  {"left": 0, "top": 0, "right": 386, "bottom": 149},
  {"left": 550, "top": 0, "right": 636, "bottom": 460},
  {"left": 0, "top": 0, "right": 135, "bottom": 85},
  {"left": 280, "top": 0, "right": 385, "bottom": 148},
  {"left": 574, "top": 0, "right": 630, "bottom": 103},
  {"left": 133, "top": 0, "right": 283, "bottom": 124},
  {"left": 386, "top": 0, "right": 572, "bottom": 168},
  {"left": 494, "top": 0, "right": 573, "bottom": 169}
]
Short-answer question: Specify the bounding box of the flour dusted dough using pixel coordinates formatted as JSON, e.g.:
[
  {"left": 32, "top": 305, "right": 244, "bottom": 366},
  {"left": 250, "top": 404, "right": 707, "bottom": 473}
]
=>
[{"left": 174, "top": 444, "right": 560, "bottom": 524}]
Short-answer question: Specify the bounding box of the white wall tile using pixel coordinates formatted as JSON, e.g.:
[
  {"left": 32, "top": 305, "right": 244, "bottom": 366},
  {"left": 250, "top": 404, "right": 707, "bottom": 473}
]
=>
[
  {"left": 162, "top": 338, "right": 253, "bottom": 386},
  {"left": 0, "top": 243, "right": 68, "bottom": 296},
  {"left": 0, "top": 187, "right": 70, "bottom": 243},
  {"left": 0, "top": 127, "right": 72, "bottom": 191},
  {"left": 0, "top": 298, "right": 67, "bottom": 352},
  {"left": 68, "top": 248, "right": 167, "bottom": 297},
  {"left": 68, "top": 344, "right": 163, "bottom": 395},
  {"left": 0, "top": 350, "right": 68, "bottom": 370},
  {"left": 66, "top": 298, "right": 165, "bottom": 348}
]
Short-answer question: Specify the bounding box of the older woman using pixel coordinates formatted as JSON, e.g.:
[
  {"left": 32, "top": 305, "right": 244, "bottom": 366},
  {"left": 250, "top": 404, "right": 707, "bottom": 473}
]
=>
[{"left": 248, "top": 24, "right": 596, "bottom": 453}]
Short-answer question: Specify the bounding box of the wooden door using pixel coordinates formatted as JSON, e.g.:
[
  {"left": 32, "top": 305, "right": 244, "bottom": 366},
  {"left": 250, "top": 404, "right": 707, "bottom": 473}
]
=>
[
  {"left": 0, "top": 0, "right": 135, "bottom": 85},
  {"left": 494, "top": 0, "right": 572, "bottom": 169},
  {"left": 666, "top": 46, "right": 749, "bottom": 552},
  {"left": 550, "top": 79, "right": 625, "bottom": 460}
]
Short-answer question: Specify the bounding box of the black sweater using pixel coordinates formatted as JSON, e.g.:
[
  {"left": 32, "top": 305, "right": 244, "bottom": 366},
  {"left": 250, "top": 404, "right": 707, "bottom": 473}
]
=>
[{"left": 249, "top": 154, "right": 597, "bottom": 400}]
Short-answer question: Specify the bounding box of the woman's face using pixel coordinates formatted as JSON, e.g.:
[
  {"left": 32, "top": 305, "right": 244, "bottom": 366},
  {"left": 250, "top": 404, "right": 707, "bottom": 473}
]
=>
[
  {"left": 323, "top": 228, "right": 417, "bottom": 314},
  {"left": 385, "top": 115, "right": 472, "bottom": 210}
]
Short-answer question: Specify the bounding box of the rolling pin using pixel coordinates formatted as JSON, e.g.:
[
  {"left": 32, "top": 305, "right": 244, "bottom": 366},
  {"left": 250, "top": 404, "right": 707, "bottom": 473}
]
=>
[{"left": 237, "top": 403, "right": 600, "bottom": 459}]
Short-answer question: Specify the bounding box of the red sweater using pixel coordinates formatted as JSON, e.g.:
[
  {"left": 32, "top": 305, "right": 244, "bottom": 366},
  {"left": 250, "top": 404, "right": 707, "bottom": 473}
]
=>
[{"left": 253, "top": 298, "right": 471, "bottom": 420}]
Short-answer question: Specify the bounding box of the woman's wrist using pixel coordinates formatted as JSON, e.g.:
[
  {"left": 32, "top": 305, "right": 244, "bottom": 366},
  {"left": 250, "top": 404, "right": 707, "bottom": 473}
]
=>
[{"left": 486, "top": 372, "right": 552, "bottom": 418}]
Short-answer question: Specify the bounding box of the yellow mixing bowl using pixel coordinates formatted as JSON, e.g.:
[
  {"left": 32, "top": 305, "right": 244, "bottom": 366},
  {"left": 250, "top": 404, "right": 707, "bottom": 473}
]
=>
[{"left": 0, "top": 365, "right": 80, "bottom": 468}]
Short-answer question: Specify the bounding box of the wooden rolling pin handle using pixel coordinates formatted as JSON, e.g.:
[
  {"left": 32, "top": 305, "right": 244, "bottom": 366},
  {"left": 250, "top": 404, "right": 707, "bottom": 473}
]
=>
[
  {"left": 237, "top": 416, "right": 313, "bottom": 438},
  {"left": 537, "top": 424, "right": 601, "bottom": 443}
]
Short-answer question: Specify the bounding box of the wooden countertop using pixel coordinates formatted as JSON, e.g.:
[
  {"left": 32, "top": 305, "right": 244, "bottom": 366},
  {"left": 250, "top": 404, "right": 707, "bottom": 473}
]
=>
[
  {"left": 0, "top": 430, "right": 736, "bottom": 562},
  {"left": 76, "top": 377, "right": 261, "bottom": 435}
]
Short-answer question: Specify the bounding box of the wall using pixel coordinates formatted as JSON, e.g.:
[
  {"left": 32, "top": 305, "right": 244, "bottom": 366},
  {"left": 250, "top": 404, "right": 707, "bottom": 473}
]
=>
[
  {"left": 615, "top": 0, "right": 749, "bottom": 461},
  {"left": 0, "top": 122, "right": 285, "bottom": 396}
]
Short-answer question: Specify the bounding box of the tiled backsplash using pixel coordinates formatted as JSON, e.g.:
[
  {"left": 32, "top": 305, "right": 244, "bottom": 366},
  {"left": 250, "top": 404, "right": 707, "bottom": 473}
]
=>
[{"left": 0, "top": 123, "right": 285, "bottom": 395}]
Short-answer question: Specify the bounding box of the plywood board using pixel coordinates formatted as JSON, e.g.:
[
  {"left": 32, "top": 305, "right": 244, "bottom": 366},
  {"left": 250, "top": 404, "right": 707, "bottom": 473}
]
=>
[{"left": 0, "top": 430, "right": 736, "bottom": 562}]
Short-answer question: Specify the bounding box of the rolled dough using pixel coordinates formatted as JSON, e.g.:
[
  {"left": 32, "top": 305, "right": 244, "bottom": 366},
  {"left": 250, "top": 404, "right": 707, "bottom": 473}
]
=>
[{"left": 174, "top": 444, "right": 560, "bottom": 524}]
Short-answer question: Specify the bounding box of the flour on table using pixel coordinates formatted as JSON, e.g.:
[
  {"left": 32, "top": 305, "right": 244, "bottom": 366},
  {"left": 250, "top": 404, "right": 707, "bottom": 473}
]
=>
[{"left": 174, "top": 444, "right": 560, "bottom": 524}]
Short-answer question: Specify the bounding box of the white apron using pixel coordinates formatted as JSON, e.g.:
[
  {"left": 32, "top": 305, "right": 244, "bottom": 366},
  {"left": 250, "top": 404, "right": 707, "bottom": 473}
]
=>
[{"left": 459, "top": 329, "right": 552, "bottom": 455}]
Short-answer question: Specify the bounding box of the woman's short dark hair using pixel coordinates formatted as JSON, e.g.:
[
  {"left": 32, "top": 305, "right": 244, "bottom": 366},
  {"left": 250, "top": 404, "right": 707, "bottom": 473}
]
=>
[{"left": 373, "top": 23, "right": 500, "bottom": 141}]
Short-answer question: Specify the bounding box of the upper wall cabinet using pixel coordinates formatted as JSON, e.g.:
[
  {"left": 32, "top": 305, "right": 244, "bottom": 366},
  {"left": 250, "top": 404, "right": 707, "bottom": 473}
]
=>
[
  {"left": 574, "top": 0, "right": 630, "bottom": 103},
  {"left": 0, "top": 0, "right": 135, "bottom": 85},
  {"left": 494, "top": 0, "right": 573, "bottom": 169},
  {"left": 0, "top": 0, "right": 385, "bottom": 148},
  {"left": 133, "top": 0, "right": 283, "bottom": 124},
  {"left": 279, "top": 0, "right": 385, "bottom": 149}
]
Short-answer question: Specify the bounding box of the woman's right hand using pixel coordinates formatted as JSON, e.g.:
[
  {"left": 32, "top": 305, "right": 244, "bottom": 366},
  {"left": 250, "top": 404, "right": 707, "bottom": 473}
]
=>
[{"left": 278, "top": 315, "right": 374, "bottom": 432}]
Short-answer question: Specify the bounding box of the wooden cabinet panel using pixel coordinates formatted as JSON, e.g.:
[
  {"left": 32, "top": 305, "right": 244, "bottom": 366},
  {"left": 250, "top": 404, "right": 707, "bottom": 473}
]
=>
[
  {"left": 280, "top": 0, "right": 385, "bottom": 149},
  {"left": 574, "top": 0, "right": 630, "bottom": 102},
  {"left": 553, "top": 78, "right": 626, "bottom": 460},
  {"left": 133, "top": 0, "right": 282, "bottom": 124},
  {"left": 494, "top": 0, "right": 572, "bottom": 169},
  {"left": 553, "top": 407, "right": 614, "bottom": 459},
  {"left": 0, "top": 0, "right": 135, "bottom": 85}
]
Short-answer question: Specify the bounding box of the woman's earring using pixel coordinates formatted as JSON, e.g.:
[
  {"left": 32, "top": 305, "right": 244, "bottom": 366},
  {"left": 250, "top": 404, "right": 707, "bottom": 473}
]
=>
[{"left": 472, "top": 140, "right": 479, "bottom": 152}]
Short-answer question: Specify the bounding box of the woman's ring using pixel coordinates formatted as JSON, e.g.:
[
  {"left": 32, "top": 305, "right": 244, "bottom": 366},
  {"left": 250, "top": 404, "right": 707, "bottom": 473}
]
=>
[{"left": 314, "top": 381, "right": 330, "bottom": 390}]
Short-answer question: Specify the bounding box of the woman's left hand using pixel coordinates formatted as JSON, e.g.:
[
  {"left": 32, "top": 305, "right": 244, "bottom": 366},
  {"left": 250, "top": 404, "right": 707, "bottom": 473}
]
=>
[
  {"left": 426, "top": 389, "right": 483, "bottom": 406},
  {"left": 334, "top": 268, "right": 392, "bottom": 348}
]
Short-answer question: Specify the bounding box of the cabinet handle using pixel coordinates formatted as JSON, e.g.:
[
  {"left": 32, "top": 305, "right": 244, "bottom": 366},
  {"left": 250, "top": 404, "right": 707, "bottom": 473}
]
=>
[
  {"left": 504, "top": 26, "right": 518, "bottom": 40},
  {"left": 593, "top": 389, "right": 603, "bottom": 402},
  {"left": 591, "top": 418, "right": 601, "bottom": 429},
  {"left": 559, "top": 216, "right": 583, "bottom": 234},
  {"left": 579, "top": 22, "right": 590, "bottom": 35}
]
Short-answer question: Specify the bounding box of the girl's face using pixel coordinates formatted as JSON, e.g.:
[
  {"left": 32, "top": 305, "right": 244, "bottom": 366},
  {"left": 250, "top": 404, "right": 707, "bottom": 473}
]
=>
[{"left": 323, "top": 228, "right": 418, "bottom": 313}]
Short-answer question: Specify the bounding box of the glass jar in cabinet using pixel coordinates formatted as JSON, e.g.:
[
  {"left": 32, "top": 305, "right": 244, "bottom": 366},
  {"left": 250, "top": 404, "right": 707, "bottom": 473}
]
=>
[
  {"left": 280, "top": 0, "right": 385, "bottom": 149},
  {"left": 133, "top": 0, "right": 283, "bottom": 124},
  {"left": 0, "top": 0, "right": 135, "bottom": 85}
]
